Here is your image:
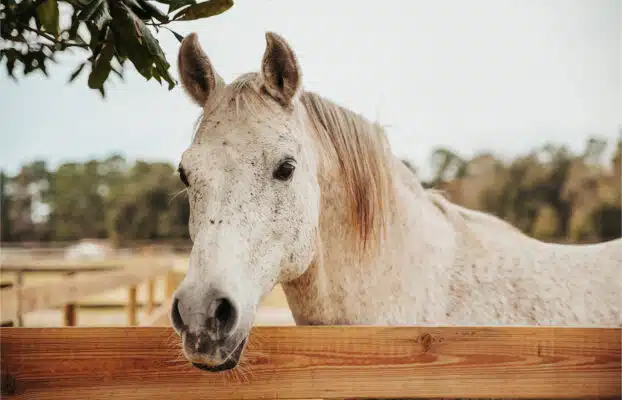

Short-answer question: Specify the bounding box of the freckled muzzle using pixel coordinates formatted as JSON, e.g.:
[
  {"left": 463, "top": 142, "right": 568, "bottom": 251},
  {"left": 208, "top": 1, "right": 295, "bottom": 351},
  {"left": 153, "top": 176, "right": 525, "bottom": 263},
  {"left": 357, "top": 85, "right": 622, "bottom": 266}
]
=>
[
  {"left": 171, "top": 295, "right": 248, "bottom": 372},
  {"left": 188, "top": 336, "right": 248, "bottom": 372},
  {"left": 182, "top": 331, "right": 248, "bottom": 372}
]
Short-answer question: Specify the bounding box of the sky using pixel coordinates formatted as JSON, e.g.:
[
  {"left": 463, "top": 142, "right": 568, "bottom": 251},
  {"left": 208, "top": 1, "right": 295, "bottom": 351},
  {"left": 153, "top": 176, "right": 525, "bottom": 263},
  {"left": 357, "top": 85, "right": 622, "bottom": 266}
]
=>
[{"left": 1, "top": 0, "right": 620, "bottom": 179}]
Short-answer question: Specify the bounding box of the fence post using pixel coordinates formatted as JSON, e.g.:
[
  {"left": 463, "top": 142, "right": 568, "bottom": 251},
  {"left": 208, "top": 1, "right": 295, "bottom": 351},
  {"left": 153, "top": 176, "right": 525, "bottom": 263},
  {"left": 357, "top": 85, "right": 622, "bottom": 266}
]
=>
[
  {"left": 127, "top": 285, "right": 137, "bottom": 326},
  {"left": 63, "top": 272, "right": 76, "bottom": 326},
  {"left": 147, "top": 279, "right": 155, "bottom": 314},
  {"left": 15, "top": 271, "right": 23, "bottom": 327}
]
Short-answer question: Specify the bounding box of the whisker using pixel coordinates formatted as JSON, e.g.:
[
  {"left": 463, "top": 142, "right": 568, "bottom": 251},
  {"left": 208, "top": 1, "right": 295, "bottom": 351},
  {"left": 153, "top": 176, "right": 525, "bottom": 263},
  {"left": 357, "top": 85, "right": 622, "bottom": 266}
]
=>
[
  {"left": 168, "top": 188, "right": 188, "bottom": 205},
  {"left": 166, "top": 361, "right": 194, "bottom": 372},
  {"left": 220, "top": 335, "right": 247, "bottom": 366},
  {"left": 247, "top": 329, "right": 266, "bottom": 349},
  {"left": 235, "top": 361, "right": 252, "bottom": 384},
  {"left": 229, "top": 367, "right": 242, "bottom": 384}
]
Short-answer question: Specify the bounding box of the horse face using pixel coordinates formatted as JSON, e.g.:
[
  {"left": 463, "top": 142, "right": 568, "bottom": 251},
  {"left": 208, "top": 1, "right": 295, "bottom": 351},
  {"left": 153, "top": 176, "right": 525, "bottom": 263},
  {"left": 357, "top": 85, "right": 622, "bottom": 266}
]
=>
[{"left": 170, "top": 32, "right": 320, "bottom": 371}]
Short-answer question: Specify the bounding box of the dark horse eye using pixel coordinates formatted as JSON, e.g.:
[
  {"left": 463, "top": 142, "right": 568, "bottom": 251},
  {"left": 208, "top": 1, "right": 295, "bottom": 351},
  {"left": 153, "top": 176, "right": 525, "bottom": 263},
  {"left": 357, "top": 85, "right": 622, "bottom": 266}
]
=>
[
  {"left": 273, "top": 159, "right": 295, "bottom": 181},
  {"left": 178, "top": 166, "right": 189, "bottom": 187}
]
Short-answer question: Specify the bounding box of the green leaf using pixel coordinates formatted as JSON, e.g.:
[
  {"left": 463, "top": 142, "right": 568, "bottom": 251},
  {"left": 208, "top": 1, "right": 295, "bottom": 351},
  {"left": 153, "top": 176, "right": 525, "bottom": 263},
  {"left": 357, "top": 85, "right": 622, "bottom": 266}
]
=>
[
  {"left": 68, "top": 62, "right": 86, "bottom": 82},
  {"left": 86, "top": 22, "right": 110, "bottom": 54},
  {"left": 34, "top": 52, "right": 48, "bottom": 76},
  {"left": 136, "top": 0, "right": 168, "bottom": 22},
  {"left": 151, "top": 66, "right": 162, "bottom": 83},
  {"left": 172, "top": 0, "right": 232, "bottom": 21},
  {"left": 23, "top": 53, "right": 37, "bottom": 75},
  {"left": 36, "top": 0, "right": 60, "bottom": 37},
  {"left": 87, "top": 41, "right": 114, "bottom": 90},
  {"left": 123, "top": 0, "right": 151, "bottom": 20},
  {"left": 111, "top": 65, "right": 123, "bottom": 80},
  {"left": 66, "top": 11, "right": 83, "bottom": 40},
  {"left": 3, "top": 49, "right": 18, "bottom": 78},
  {"left": 108, "top": 3, "right": 159, "bottom": 78},
  {"left": 168, "top": 28, "right": 184, "bottom": 43},
  {"left": 115, "top": 55, "right": 127, "bottom": 66},
  {"left": 78, "top": 0, "right": 111, "bottom": 28},
  {"left": 161, "top": 0, "right": 195, "bottom": 13},
  {"left": 78, "top": 0, "right": 104, "bottom": 21},
  {"left": 161, "top": 69, "right": 176, "bottom": 90}
]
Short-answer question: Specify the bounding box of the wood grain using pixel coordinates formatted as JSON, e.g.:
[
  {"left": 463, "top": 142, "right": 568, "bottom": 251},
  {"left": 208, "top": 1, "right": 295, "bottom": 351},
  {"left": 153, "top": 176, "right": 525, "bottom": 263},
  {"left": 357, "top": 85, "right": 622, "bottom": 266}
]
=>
[{"left": 1, "top": 326, "right": 619, "bottom": 399}]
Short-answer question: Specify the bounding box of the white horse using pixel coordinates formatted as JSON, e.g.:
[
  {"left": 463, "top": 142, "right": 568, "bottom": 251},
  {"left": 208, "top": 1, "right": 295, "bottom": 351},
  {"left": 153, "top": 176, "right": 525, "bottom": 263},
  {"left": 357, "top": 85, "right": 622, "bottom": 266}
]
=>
[{"left": 170, "top": 31, "right": 622, "bottom": 372}]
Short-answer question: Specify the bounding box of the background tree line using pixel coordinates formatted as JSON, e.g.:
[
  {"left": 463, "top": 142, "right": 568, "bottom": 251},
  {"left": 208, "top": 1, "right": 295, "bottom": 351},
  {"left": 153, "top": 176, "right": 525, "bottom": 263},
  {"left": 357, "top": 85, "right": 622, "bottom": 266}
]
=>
[
  {"left": 1, "top": 135, "right": 620, "bottom": 246},
  {"left": 406, "top": 135, "right": 621, "bottom": 244},
  {"left": 0, "top": 154, "right": 189, "bottom": 246}
]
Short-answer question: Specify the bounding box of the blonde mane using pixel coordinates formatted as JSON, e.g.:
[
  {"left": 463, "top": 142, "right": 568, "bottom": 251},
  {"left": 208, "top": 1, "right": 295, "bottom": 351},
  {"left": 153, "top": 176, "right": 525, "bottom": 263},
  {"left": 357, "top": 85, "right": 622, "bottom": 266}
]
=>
[
  {"left": 201, "top": 72, "right": 395, "bottom": 253},
  {"left": 299, "top": 91, "right": 394, "bottom": 251}
]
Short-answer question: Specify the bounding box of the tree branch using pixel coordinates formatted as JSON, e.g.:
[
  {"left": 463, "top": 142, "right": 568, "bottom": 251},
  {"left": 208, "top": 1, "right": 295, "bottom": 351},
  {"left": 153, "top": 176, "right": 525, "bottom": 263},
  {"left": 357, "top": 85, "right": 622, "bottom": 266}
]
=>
[{"left": 20, "top": 26, "right": 89, "bottom": 49}]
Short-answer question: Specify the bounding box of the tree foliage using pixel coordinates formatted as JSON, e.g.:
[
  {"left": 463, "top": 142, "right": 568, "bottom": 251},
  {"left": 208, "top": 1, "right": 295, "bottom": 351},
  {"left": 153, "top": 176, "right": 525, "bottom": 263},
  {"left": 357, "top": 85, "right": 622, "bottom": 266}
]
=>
[
  {"left": 0, "top": 0, "right": 233, "bottom": 95},
  {"left": 425, "top": 135, "right": 621, "bottom": 244},
  {"left": 1, "top": 155, "right": 189, "bottom": 245}
]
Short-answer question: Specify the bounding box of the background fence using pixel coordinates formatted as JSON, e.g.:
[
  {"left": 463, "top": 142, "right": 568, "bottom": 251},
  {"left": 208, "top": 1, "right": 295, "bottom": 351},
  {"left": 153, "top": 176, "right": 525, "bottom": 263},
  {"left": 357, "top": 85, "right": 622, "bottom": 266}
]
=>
[
  {"left": 0, "top": 256, "right": 180, "bottom": 327},
  {"left": 0, "top": 245, "right": 296, "bottom": 328}
]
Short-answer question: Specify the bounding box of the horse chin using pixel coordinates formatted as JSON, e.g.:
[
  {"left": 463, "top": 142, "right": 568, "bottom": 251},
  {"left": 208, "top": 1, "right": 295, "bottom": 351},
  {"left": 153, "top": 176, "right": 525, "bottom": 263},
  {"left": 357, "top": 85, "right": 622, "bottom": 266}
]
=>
[{"left": 190, "top": 337, "right": 247, "bottom": 373}]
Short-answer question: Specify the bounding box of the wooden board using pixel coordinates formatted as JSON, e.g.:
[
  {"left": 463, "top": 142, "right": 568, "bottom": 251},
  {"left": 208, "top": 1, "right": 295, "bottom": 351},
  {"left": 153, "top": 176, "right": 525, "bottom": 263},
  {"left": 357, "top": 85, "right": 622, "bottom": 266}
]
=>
[
  {"left": 0, "top": 257, "right": 154, "bottom": 272},
  {"left": 1, "top": 326, "right": 619, "bottom": 399},
  {"left": 0, "top": 266, "right": 115, "bottom": 272}
]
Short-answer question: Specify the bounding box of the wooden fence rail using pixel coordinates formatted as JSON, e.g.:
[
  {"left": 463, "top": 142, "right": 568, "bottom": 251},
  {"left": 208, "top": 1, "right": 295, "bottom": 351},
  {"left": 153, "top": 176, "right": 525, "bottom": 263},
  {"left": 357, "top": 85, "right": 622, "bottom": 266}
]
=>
[
  {"left": 1, "top": 326, "right": 619, "bottom": 399},
  {"left": 0, "top": 258, "right": 177, "bottom": 326}
]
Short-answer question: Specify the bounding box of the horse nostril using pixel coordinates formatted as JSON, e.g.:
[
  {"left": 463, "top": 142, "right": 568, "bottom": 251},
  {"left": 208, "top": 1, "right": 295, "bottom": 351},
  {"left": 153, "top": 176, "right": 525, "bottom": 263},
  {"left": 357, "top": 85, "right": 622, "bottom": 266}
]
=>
[
  {"left": 209, "top": 297, "right": 237, "bottom": 338},
  {"left": 215, "top": 299, "right": 233, "bottom": 324},
  {"left": 171, "top": 297, "right": 185, "bottom": 330}
]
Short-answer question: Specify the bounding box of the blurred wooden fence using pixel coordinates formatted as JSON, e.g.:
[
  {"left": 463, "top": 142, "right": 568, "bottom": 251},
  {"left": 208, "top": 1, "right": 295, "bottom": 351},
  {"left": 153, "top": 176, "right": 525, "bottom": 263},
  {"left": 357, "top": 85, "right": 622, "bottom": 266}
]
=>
[
  {"left": 0, "top": 257, "right": 181, "bottom": 327},
  {"left": 0, "top": 326, "right": 619, "bottom": 399}
]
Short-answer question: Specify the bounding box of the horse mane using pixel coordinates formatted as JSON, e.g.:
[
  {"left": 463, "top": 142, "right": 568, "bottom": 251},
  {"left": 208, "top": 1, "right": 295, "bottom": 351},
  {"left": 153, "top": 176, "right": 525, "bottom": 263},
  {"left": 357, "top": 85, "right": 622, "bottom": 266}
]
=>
[
  {"left": 299, "top": 91, "right": 394, "bottom": 251},
  {"left": 425, "top": 188, "right": 525, "bottom": 236},
  {"left": 209, "top": 72, "right": 395, "bottom": 253}
]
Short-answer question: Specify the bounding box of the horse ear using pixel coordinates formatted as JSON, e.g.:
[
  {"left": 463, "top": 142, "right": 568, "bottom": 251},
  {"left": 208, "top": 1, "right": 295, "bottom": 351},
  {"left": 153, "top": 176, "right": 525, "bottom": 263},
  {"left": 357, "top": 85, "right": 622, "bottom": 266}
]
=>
[
  {"left": 261, "top": 32, "right": 302, "bottom": 106},
  {"left": 178, "top": 33, "right": 223, "bottom": 106}
]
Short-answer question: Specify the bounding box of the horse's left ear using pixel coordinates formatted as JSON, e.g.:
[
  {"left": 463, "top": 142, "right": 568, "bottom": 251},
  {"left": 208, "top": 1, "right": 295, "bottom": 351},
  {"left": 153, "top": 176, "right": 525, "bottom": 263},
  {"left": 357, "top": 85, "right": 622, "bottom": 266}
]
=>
[{"left": 261, "top": 32, "right": 302, "bottom": 106}]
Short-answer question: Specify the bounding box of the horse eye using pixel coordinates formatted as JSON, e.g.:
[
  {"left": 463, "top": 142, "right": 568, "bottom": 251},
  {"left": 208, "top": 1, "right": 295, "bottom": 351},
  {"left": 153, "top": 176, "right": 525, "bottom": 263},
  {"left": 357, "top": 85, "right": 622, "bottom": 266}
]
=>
[
  {"left": 273, "top": 159, "right": 295, "bottom": 181},
  {"left": 178, "top": 166, "right": 189, "bottom": 187}
]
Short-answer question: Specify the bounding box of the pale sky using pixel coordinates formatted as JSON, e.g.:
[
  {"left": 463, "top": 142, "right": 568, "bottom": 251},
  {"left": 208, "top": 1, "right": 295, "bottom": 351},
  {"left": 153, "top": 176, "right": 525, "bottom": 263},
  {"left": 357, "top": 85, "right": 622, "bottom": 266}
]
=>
[{"left": 1, "top": 0, "right": 620, "bottom": 179}]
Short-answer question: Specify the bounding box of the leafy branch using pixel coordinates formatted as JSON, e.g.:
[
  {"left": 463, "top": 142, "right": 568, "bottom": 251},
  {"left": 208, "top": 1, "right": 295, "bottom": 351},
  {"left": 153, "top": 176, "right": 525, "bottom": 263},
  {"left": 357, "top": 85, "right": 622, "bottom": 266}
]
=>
[{"left": 0, "top": 0, "right": 233, "bottom": 96}]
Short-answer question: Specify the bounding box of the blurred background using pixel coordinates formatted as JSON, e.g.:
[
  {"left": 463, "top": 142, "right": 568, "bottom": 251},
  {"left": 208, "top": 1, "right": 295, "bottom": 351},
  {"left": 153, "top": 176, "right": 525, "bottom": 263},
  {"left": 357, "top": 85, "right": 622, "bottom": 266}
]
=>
[{"left": 1, "top": 0, "right": 620, "bottom": 328}]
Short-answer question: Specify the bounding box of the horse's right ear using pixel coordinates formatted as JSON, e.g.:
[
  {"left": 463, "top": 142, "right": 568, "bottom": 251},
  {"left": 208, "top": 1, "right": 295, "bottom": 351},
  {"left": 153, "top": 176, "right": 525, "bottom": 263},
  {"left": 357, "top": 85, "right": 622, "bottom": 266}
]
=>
[{"left": 178, "top": 33, "right": 223, "bottom": 106}]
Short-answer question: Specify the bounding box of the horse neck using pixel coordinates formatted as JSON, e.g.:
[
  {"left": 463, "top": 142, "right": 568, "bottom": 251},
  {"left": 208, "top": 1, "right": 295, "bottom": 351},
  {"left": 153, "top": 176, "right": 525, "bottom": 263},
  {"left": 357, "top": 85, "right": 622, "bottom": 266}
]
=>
[{"left": 282, "top": 146, "right": 460, "bottom": 325}]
